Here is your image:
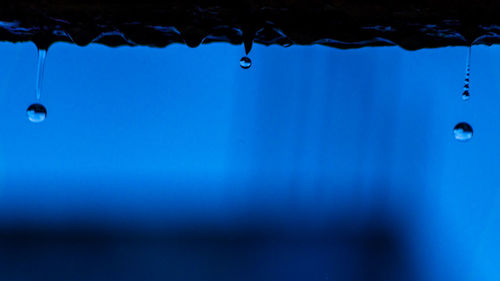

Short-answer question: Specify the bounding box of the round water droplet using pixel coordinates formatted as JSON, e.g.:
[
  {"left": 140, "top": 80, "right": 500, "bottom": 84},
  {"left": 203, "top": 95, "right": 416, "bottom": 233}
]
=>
[
  {"left": 26, "top": 103, "right": 47, "bottom": 123},
  {"left": 240, "top": 56, "right": 251, "bottom": 69},
  {"left": 454, "top": 122, "right": 473, "bottom": 141},
  {"left": 462, "top": 90, "right": 470, "bottom": 101}
]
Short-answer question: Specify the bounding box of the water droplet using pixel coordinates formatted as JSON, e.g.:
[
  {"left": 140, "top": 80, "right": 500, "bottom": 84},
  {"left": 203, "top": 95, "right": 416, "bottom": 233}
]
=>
[
  {"left": 26, "top": 103, "right": 47, "bottom": 123},
  {"left": 462, "top": 47, "right": 471, "bottom": 101},
  {"left": 454, "top": 122, "right": 473, "bottom": 141},
  {"left": 240, "top": 56, "right": 252, "bottom": 69}
]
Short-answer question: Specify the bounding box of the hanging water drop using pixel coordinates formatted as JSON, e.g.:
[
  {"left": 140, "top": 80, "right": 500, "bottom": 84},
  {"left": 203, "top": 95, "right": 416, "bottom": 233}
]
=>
[
  {"left": 26, "top": 103, "right": 47, "bottom": 123},
  {"left": 454, "top": 122, "right": 473, "bottom": 141},
  {"left": 462, "top": 47, "right": 471, "bottom": 101},
  {"left": 28, "top": 48, "right": 48, "bottom": 123},
  {"left": 240, "top": 56, "right": 252, "bottom": 69},
  {"left": 240, "top": 30, "right": 253, "bottom": 69},
  {"left": 453, "top": 48, "right": 473, "bottom": 140}
]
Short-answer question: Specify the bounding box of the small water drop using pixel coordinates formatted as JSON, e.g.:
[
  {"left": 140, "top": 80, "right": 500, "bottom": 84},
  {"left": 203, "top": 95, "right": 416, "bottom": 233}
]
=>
[
  {"left": 240, "top": 56, "right": 252, "bottom": 69},
  {"left": 454, "top": 122, "right": 473, "bottom": 141},
  {"left": 26, "top": 103, "right": 47, "bottom": 123}
]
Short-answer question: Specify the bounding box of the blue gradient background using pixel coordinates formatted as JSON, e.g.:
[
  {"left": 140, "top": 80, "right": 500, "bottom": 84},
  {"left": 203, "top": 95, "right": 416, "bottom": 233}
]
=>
[{"left": 0, "top": 42, "right": 499, "bottom": 280}]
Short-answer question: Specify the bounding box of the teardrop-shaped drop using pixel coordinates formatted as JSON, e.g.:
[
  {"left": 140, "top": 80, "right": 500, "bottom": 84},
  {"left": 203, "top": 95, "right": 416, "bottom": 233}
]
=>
[
  {"left": 243, "top": 37, "right": 253, "bottom": 55},
  {"left": 26, "top": 103, "right": 47, "bottom": 123}
]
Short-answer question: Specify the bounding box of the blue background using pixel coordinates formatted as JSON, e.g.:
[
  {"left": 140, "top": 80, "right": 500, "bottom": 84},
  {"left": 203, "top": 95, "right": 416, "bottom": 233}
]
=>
[{"left": 0, "top": 42, "right": 499, "bottom": 280}]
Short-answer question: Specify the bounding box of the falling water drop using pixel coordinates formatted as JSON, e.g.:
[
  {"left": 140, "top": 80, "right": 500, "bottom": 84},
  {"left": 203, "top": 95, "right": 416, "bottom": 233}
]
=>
[
  {"left": 240, "top": 56, "right": 252, "bottom": 69},
  {"left": 454, "top": 122, "right": 473, "bottom": 141},
  {"left": 26, "top": 103, "right": 47, "bottom": 123},
  {"left": 462, "top": 47, "right": 471, "bottom": 101}
]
